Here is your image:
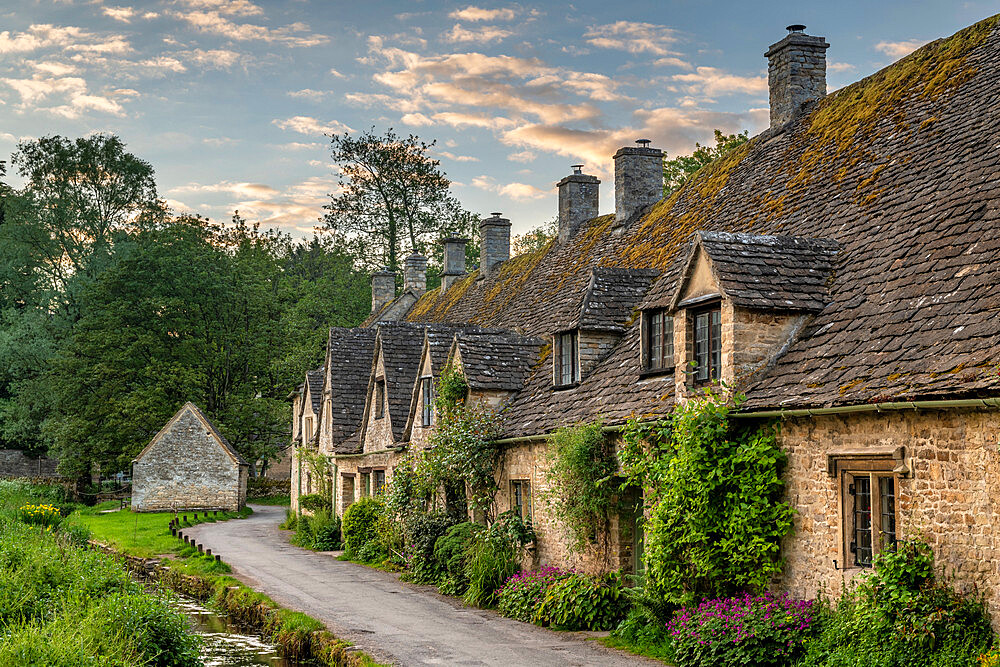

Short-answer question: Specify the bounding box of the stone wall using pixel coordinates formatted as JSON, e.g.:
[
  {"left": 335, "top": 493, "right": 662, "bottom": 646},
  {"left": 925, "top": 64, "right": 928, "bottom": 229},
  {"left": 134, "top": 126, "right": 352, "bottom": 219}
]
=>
[
  {"left": 614, "top": 145, "right": 663, "bottom": 226},
  {"left": 0, "top": 450, "right": 61, "bottom": 478},
  {"left": 579, "top": 331, "right": 620, "bottom": 378},
  {"left": 132, "top": 409, "right": 246, "bottom": 512},
  {"left": 775, "top": 407, "right": 1000, "bottom": 625},
  {"left": 334, "top": 450, "right": 401, "bottom": 517},
  {"left": 727, "top": 305, "right": 807, "bottom": 387},
  {"left": 265, "top": 445, "right": 293, "bottom": 480},
  {"left": 557, "top": 172, "right": 600, "bottom": 243}
]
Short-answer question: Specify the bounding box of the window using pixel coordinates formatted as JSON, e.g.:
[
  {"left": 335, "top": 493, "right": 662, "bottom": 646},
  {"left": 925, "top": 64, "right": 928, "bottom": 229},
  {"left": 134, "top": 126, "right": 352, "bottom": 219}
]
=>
[
  {"left": 374, "top": 469, "right": 386, "bottom": 496},
  {"left": 374, "top": 379, "right": 385, "bottom": 419},
  {"left": 304, "top": 416, "right": 314, "bottom": 442},
  {"left": 645, "top": 309, "right": 674, "bottom": 371},
  {"left": 421, "top": 377, "right": 433, "bottom": 427},
  {"left": 846, "top": 472, "right": 897, "bottom": 567},
  {"left": 553, "top": 331, "right": 579, "bottom": 386},
  {"left": 693, "top": 305, "right": 721, "bottom": 383},
  {"left": 511, "top": 480, "right": 531, "bottom": 522},
  {"left": 360, "top": 472, "right": 371, "bottom": 497}
]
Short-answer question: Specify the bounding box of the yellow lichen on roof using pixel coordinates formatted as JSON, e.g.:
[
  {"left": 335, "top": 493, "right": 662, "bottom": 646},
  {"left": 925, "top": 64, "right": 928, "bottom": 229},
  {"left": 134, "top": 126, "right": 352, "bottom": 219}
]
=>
[
  {"left": 407, "top": 270, "right": 480, "bottom": 321},
  {"left": 475, "top": 238, "right": 555, "bottom": 321}
]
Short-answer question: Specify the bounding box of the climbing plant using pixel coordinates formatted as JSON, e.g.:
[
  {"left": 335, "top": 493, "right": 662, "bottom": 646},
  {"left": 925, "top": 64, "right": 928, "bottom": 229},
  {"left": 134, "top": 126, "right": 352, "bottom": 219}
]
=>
[
  {"left": 620, "top": 388, "right": 794, "bottom": 607},
  {"left": 298, "top": 448, "right": 333, "bottom": 505},
  {"left": 543, "top": 420, "right": 628, "bottom": 555}
]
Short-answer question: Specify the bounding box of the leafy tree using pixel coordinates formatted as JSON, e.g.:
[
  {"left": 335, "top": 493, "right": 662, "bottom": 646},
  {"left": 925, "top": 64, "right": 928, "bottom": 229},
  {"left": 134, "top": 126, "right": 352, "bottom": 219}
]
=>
[
  {"left": 511, "top": 217, "right": 557, "bottom": 257},
  {"left": 322, "top": 127, "right": 476, "bottom": 272},
  {"left": 663, "top": 130, "right": 750, "bottom": 195}
]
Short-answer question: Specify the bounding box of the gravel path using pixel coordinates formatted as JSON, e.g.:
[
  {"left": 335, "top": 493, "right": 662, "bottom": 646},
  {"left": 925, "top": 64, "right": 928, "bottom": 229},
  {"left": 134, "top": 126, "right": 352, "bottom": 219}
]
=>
[{"left": 183, "top": 504, "right": 654, "bottom": 666}]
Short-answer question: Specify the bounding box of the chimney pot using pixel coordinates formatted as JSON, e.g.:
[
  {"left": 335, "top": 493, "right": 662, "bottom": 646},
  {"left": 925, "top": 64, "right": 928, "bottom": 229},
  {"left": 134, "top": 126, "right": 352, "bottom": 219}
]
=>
[
  {"left": 438, "top": 237, "right": 468, "bottom": 291},
  {"left": 766, "top": 26, "right": 829, "bottom": 128},
  {"left": 480, "top": 213, "right": 511, "bottom": 276},
  {"left": 557, "top": 165, "right": 600, "bottom": 243},
  {"left": 403, "top": 251, "right": 427, "bottom": 295},
  {"left": 614, "top": 142, "right": 663, "bottom": 227},
  {"left": 370, "top": 268, "right": 396, "bottom": 315}
]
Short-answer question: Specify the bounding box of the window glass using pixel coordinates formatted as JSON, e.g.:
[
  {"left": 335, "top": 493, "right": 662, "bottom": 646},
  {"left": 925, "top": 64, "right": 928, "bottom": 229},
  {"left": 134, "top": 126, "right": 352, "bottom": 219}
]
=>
[
  {"left": 853, "top": 476, "right": 873, "bottom": 567},
  {"left": 374, "top": 380, "right": 385, "bottom": 419},
  {"left": 511, "top": 480, "right": 532, "bottom": 521},
  {"left": 694, "top": 307, "right": 721, "bottom": 382},
  {"left": 879, "top": 476, "right": 897, "bottom": 551},
  {"left": 421, "top": 378, "right": 433, "bottom": 427},
  {"left": 374, "top": 469, "right": 386, "bottom": 496},
  {"left": 556, "top": 331, "right": 579, "bottom": 385},
  {"left": 646, "top": 310, "right": 674, "bottom": 370}
]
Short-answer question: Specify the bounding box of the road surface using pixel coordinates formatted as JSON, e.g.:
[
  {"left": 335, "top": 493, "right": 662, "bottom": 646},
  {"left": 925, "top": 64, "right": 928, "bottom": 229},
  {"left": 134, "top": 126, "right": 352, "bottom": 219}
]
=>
[{"left": 183, "top": 504, "right": 653, "bottom": 666}]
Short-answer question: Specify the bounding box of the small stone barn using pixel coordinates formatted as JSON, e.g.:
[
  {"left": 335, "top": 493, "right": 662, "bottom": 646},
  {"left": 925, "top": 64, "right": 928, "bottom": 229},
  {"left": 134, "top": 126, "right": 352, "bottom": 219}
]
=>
[{"left": 132, "top": 402, "right": 248, "bottom": 512}]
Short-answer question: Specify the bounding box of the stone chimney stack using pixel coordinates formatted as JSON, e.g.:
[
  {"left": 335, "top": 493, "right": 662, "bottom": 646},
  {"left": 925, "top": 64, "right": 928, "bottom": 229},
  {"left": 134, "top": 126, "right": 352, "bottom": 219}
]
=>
[
  {"left": 766, "top": 25, "right": 829, "bottom": 128},
  {"left": 480, "top": 212, "right": 511, "bottom": 276},
  {"left": 403, "top": 251, "right": 427, "bottom": 295},
  {"left": 557, "top": 165, "right": 600, "bottom": 243},
  {"left": 614, "top": 139, "right": 663, "bottom": 226},
  {"left": 439, "top": 236, "right": 468, "bottom": 291},
  {"left": 371, "top": 268, "right": 396, "bottom": 315}
]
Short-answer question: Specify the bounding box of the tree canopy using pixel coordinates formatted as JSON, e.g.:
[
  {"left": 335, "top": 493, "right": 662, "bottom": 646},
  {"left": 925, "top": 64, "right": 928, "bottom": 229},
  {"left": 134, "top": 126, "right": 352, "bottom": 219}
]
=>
[{"left": 663, "top": 130, "right": 750, "bottom": 195}]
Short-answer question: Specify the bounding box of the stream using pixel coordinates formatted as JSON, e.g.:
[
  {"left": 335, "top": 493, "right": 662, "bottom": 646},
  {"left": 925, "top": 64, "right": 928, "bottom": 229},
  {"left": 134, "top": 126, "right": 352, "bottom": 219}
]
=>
[{"left": 172, "top": 596, "right": 310, "bottom": 666}]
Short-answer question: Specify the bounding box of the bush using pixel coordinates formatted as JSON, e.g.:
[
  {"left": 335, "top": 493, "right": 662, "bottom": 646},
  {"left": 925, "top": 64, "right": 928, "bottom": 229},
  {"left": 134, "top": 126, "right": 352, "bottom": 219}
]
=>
[
  {"left": 299, "top": 493, "right": 329, "bottom": 513},
  {"left": 290, "top": 510, "right": 341, "bottom": 551},
  {"left": 280, "top": 509, "right": 297, "bottom": 530},
  {"left": 533, "top": 571, "right": 630, "bottom": 630},
  {"left": 667, "top": 592, "right": 816, "bottom": 667},
  {"left": 403, "top": 511, "right": 458, "bottom": 585},
  {"left": 433, "top": 522, "right": 480, "bottom": 596},
  {"left": 341, "top": 497, "right": 385, "bottom": 559},
  {"left": 17, "top": 503, "right": 63, "bottom": 528},
  {"left": 799, "top": 540, "right": 994, "bottom": 667},
  {"left": 463, "top": 532, "right": 520, "bottom": 607},
  {"left": 612, "top": 584, "right": 675, "bottom": 651},
  {"left": 497, "top": 565, "right": 569, "bottom": 622},
  {"left": 982, "top": 647, "right": 1000, "bottom": 667}
]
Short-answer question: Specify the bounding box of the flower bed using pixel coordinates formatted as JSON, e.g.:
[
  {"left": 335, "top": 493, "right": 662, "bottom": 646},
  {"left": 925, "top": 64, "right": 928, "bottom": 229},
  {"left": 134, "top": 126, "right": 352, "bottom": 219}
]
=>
[{"left": 497, "top": 566, "right": 569, "bottom": 622}]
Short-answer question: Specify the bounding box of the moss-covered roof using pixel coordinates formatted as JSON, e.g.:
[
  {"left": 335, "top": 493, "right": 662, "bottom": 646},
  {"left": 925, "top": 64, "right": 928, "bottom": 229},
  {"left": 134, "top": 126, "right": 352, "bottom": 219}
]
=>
[{"left": 395, "top": 16, "right": 1000, "bottom": 433}]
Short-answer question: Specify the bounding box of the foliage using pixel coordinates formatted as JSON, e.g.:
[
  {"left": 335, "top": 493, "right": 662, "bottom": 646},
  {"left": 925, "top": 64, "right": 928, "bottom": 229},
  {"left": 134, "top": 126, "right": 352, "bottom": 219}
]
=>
[
  {"left": 613, "top": 582, "right": 680, "bottom": 651},
  {"left": 292, "top": 509, "right": 341, "bottom": 551},
  {"left": 462, "top": 531, "right": 520, "bottom": 608},
  {"left": 299, "top": 492, "right": 330, "bottom": 513},
  {"left": 533, "top": 572, "right": 631, "bottom": 631},
  {"left": 543, "top": 420, "right": 626, "bottom": 553},
  {"left": 981, "top": 647, "right": 1000, "bottom": 667},
  {"left": 402, "top": 510, "right": 458, "bottom": 584},
  {"left": 497, "top": 565, "right": 569, "bottom": 622},
  {"left": 280, "top": 508, "right": 297, "bottom": 530},
  {"left": 341, "top": 496, "right": 386, "bottom": 559},
  {"left": 436, "top": 364, "right": 469, "bottom": 407},
  {"left": 663, "top": 130, "right": 750, "bottom": 194},
  {"left": 511, "top": 217, "right": 557, "bottom": 257},
  {"left": 800, "top": 540, "right": 994, "bottom": 667},
  {"left": 620, "top": 389, "right": 794, "bottom": 606},
  {"left": 322, "top": 126, "right": 476, "bottom": 272},
  {"left": 433, "top": 522, "right": 481, "bottom": 595},
  {"left": 17, "top": 502, "right": 63, "bottom": 527},
  {"left": 667, "top": 592, "right": 816, "bottom": 667}
]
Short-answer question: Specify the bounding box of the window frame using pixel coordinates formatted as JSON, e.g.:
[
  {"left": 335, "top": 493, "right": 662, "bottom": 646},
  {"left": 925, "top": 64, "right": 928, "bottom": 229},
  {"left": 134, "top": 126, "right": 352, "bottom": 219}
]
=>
[
  {"left": 373, "top": 469, "right": 386, "bottom": 496},
  {"left": 360, "top": 471, "right": 371, "bottom": 497},
  {"left": 643, "top": 309, "right": 674, "bottom": 373},
  {"left": 842, "top": 469, "right": 898, "bottom": 568},
  {"left": 510, "top": 479, "right": 532, "bottom": 522},
  {"left": 553, "top": 330, "right": 580, "bottom": 387},
  {"left": 374, "top": 378, "right": 385, "bottom": 419},
  {"left": 691, "top": 302, "right": 722, "bottom": 385},
  {"left": 420, "top": 376, "right": 433, "bottom": 427}
]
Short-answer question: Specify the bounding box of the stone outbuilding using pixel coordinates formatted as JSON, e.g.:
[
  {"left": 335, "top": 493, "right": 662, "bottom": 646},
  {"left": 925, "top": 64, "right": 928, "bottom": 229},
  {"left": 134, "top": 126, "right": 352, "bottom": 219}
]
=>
[{"left": 132, "top": 402, "right": 248, "bottom": 512}]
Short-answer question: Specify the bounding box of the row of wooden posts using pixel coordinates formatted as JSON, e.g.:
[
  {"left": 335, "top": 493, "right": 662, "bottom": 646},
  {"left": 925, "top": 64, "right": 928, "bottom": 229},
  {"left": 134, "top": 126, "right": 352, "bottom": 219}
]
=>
[{"left": 169, "top": 514, "right": 222, "bottom": 563}]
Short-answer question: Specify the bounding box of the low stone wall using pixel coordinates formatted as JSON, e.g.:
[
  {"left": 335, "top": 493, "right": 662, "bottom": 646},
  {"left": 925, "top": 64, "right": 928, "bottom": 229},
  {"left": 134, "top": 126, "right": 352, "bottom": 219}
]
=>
[{"left": 0, "top": 450, "right": 62, "bottom": 478}]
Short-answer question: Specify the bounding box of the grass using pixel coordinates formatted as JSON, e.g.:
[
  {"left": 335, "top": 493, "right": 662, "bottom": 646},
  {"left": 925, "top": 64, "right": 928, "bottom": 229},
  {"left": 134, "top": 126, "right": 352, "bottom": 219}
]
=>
[
  {"left": 599, "top": 635, "right": 673, "bottom": 664},
  {"left": 248, "top": 494, "right": 291, "bottom": 506},
  {"left": 74, "top": 505, "right": 251, "bottom": 558}
]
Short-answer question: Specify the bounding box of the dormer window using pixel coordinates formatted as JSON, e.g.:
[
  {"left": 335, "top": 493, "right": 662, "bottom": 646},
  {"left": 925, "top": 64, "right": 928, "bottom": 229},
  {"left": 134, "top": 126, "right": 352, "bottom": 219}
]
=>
[
  {"left": 420, "top": 377, "right": 433, "bottom": 427},
  {"left": 692, "top": 304, "right": 721, "bottom": 383},
  {"left": 374, "top": 378, "right": 385, "bottom": 419},
  {"left": 553, "top": 330, "right": 579, "bottom": 387},
  {"left": 644, "top": 309, "right": 674, "bottom": 371}
]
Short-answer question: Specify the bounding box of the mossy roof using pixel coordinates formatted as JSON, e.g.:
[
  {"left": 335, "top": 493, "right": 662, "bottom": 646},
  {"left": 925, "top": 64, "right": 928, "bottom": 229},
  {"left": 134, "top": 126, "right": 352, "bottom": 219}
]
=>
[{"left": 387, "top": 15, "right": 1000, "bottom": 434}]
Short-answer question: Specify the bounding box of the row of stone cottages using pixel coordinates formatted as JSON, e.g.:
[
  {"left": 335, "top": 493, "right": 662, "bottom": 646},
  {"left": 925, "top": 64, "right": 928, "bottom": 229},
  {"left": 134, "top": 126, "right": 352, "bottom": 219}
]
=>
[{"left": 288, "top": 20, "right": 1000, "bottom": 619}]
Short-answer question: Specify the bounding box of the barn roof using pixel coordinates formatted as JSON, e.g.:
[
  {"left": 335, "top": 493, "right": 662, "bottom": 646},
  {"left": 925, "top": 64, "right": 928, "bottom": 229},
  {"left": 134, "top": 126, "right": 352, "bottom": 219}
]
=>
[{"left": 134, "top": 402, "right": 248, "bottom": 467}]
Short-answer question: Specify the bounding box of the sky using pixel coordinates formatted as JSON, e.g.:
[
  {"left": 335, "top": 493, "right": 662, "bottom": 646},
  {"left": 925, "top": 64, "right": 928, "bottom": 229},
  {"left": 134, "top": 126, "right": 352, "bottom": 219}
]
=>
[{"left": 1, "top": 1, "right": 998, "bottom": 239}]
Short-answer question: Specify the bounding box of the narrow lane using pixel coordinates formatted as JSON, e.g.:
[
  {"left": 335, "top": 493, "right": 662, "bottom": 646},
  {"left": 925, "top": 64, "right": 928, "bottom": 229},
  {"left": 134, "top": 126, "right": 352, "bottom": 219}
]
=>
[{"left": 183, "top": 504, "right": 653, "bottom": 666}]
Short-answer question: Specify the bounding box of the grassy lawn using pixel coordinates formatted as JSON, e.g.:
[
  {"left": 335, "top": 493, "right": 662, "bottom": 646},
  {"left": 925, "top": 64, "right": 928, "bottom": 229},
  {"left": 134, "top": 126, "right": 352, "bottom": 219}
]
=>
[{"left": 74, "top": 504, "right": 251, "bottom": 558}]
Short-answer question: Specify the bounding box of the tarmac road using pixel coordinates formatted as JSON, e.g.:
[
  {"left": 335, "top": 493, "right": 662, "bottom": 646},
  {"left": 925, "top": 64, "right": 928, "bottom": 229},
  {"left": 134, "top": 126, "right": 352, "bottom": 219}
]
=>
[{"left": 183, "top": 503, "right": 654, "bottom": 666}]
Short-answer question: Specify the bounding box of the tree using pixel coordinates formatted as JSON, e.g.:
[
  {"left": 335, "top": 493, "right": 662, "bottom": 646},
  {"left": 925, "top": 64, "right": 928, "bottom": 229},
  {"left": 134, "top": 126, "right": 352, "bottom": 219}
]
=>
[
  {"left": 511, "top": 217, "right": 557, "bottom": 257},
  {"left": 323, "top": 127, "right": 476, "bottom": 272},
  {"left": 663, "top": 130, "right": 750, "bottom": 195}
]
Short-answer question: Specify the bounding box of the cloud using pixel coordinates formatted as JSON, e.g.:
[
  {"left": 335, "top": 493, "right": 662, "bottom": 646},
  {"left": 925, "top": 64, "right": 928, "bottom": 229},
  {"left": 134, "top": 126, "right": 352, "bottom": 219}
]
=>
[
  {"left": 430, "top": 112, "right": 517, "bottom": 130},
  {"left": 0, "top": 24, "right": 131, "bottom": 55},
  {"left": 177, "top": 0, "right": 264, "bottom": 17},
  {"left": 171, "top": 8, "right": 328, "bottom": 47},
  {"left": 273, "top": 116, "right": 354, "bottom": 135},
  {"left": 444, "top": 24, "right": 512, "bottom": 43},
  {"left": 170, "top": 180, "right": 280, "bottom": 198},
  {"left": 329, "top": 67, "right": 346, "bottom": 78},
  {"left": 181, "top": 48, "right": 244, "bottom": 69},
  {"left": 507, "top": 150, "right": 535, "bottom": 163},
  {"left": 449, "top": 6, "right": 517, "bottom": 21},
  {"left": 288, "top": 88, "right": 330, "bottom": 100},
  {"left": 102, "top": 7, "right": 135, "bottom": 23},
  {"left": 652, "top": 56, "right": 693, "bottom": 70},
  {"left": 875, "top": 39, "right": 926, "bottom": 59},
  {"left": 401, "top": 112, "right": 433, "bottom": 126},
  {"left": 671, "top": 67, "right": 767, "bottom": 98},
  {"left": 436, "top": 150, "right": 479, "bottom": 163},
  {"left": 472, "top": 175, "right": 547, "bottom": 201},
  {"left": 28, "top": 60, "right": 78, "bottom": 76},
  {"left": 138, "top": 56, "right": 187, "bottom": 73},
  {"left": 584, "top": 21, "right": 681, "bottom": 57},
  {"left": 0, "top": 72, "right": 127, "bottom": 118}
]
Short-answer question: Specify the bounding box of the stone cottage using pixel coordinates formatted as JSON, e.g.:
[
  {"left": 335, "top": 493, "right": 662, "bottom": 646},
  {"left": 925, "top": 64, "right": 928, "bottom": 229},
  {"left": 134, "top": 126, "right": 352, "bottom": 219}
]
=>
[
  {"left": 132, "top": 402, "right": 249, "bottom": 512},
  {"left": 291, "top": 18, "right": 1000, "bottom": 617}
]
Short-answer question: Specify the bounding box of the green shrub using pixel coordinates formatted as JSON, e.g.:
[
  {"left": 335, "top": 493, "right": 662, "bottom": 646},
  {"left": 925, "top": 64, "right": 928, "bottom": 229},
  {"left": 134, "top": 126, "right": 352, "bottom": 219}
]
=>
[
  {"left": 310, "top": 511, "right": 341, "bottom": 551},
  {"left": 612, "top": 585, "right": 675, "bottom": 654},
  {"left": 533, "top": 572, "right": 631, "bottom": 630},
  {"left": 667, "top": 592, "right": 817, "bottom": 667},
  {"left": 799, "top": 540, "right": 994, "bottom": 667},
  {"left": 403, "top": 511, "right": 457, "bottom": 585},
  {"left": 341, "top": 496, "right": 385, "bottom": 558},
  {"left": 299, "top": 493, "right": 329, "bottom": 513},
  {"left": 497, "top": 566, "right": 569, "bottom": 622},
  {"left": 463, "top": 533, "right": 520, "bottom": 607},
  {"left": 280, "top": 509, "right": 297, "bottom": 530},
  {"left": 433, "top": 522, "right": 480, "bottom": 596}
]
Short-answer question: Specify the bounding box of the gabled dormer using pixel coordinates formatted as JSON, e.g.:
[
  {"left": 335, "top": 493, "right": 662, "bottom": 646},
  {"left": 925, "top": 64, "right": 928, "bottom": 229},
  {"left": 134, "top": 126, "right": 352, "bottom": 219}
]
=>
[
  {"left": 404, "top": 326, "right": 462, "bottom": 447},
  {"left": 318, "top": 327, "right": 376, "bottom": 457},
  {"left": 553, "top": 267, "right": 659, "bottom": 388},
  {"left": 450, "top": 330, "right": 545, "bottom": 404},
  {"left": 301, "top": 367, "right": 324, "bottom": 447},
  {"left": 656, "top": 231, "right": 840, "bottom": 397},
  {"left": 358, "top": 323, "right": 426, "bottom": 453}
]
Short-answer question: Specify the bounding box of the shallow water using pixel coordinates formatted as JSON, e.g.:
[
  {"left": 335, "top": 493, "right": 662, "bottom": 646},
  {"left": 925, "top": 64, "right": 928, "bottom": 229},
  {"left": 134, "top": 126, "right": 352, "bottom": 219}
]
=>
[{"left": 173, "top": 597, "right": 306, "bottom": 666}]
